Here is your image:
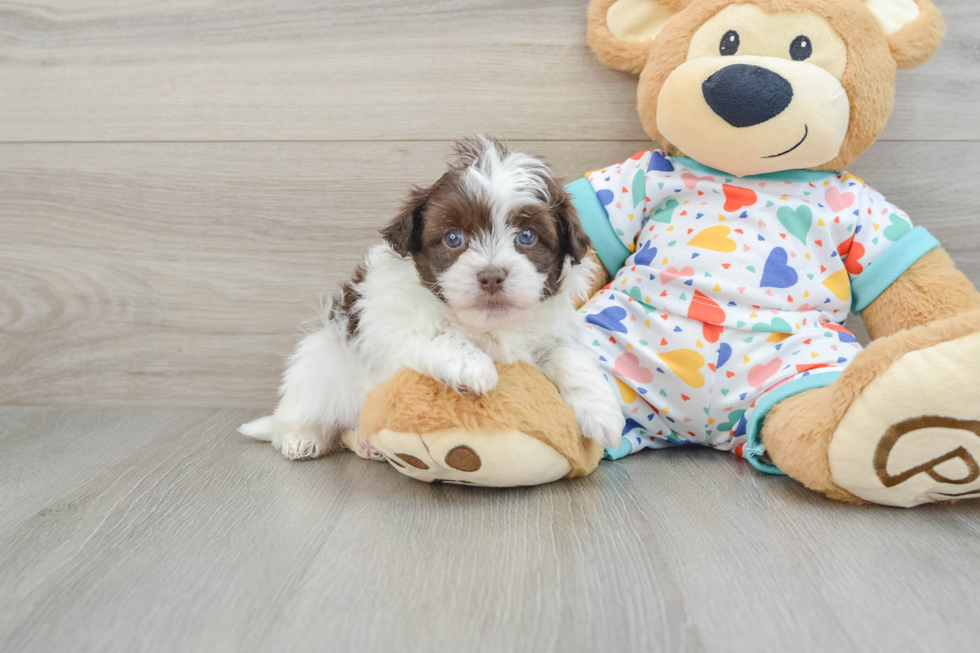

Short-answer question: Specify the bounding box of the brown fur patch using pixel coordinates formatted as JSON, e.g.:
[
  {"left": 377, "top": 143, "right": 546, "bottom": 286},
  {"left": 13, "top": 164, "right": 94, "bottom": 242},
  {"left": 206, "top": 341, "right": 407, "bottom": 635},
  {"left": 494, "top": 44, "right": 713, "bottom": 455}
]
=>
[
  {"left": 510, "top": 174, "right": 591, "bottom": 296},
  {"left": 412, "top": 175, "right": 491, "bottom": 297},
  {"left": 381, "top": 186, "right": 429, "bottom": 256},
  {"left": 328, "top": 263, "right": 367, "bottom": 341}
]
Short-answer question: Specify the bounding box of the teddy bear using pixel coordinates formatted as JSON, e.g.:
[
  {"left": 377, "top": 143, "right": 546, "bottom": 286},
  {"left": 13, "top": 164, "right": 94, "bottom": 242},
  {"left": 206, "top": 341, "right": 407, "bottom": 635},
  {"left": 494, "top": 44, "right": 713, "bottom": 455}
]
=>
[{"left": 358, "top": 0, "right": 980, "bottom": 508}]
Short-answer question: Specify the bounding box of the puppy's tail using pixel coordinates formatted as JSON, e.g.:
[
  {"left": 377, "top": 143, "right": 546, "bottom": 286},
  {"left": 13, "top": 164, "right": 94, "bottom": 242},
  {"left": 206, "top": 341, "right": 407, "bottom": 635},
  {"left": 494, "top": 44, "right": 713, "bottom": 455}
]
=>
[{"left": 238, "top": 415, "right": 278, "bottom": 441}]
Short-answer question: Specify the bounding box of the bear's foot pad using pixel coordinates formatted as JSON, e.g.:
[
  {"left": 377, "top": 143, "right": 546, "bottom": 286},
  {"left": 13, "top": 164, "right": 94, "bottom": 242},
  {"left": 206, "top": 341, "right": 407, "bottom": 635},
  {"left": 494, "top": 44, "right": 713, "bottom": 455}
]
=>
[
  {"left": 371, "top": 428, "right": 571, "bottom": 487},
  {"left": 829, "top": 332, "right": 980, "bottom": 507}
]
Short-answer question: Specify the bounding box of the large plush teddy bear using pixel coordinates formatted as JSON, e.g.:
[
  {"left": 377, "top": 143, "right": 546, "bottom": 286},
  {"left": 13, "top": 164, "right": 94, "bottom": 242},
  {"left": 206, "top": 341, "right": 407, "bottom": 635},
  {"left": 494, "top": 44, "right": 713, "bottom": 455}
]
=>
[{"left": 359, "top": 0, "right": 980, "bottom": 507}]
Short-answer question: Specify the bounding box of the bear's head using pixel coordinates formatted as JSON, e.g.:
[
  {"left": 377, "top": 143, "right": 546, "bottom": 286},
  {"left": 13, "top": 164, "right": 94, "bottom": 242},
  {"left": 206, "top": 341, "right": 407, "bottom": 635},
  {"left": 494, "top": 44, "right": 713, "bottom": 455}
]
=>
[{"left": 588, "top": 0, "right": 945, "bottom": 177}]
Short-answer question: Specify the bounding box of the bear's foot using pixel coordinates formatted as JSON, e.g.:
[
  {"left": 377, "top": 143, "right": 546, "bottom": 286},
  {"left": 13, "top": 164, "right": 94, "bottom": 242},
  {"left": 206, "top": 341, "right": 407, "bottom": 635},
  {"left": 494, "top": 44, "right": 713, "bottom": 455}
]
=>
[
  {"left": 370, "top": 428, "right": 573, "bottom": 487},
  {"left": 828, "top": 330, "right": 980, "bottom": 507}
]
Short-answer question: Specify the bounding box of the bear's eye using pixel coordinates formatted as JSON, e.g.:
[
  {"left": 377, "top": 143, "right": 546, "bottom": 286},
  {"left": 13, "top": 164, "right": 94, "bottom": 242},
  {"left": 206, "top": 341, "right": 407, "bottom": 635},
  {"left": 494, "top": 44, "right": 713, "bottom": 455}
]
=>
[
  {"left": 790, "top": 35, "right": 812, "bottom": 61},
  {"left": 719, "top": 30, "right": 740, "bottom": 56}
]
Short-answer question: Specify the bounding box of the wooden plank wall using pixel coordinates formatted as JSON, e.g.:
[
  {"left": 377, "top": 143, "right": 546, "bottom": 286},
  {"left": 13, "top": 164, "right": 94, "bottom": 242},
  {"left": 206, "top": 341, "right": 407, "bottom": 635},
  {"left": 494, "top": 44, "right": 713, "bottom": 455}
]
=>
[{"left": 2, "top": 0, "right": 978, "bottom": 407}]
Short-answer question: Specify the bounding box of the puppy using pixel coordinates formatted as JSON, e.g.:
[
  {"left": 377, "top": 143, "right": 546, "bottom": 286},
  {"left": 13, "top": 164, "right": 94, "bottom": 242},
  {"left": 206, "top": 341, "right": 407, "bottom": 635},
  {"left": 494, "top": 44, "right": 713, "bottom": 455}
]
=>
[{"left": 240, "top": 136, "right": 625, "bottom": 459}]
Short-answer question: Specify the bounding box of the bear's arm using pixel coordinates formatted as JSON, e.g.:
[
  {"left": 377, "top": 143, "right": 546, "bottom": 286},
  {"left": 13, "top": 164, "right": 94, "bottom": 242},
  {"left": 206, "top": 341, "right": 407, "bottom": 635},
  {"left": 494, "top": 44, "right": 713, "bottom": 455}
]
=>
[{"left": 861, "top": 248, "right": 980, "bottom": 340}]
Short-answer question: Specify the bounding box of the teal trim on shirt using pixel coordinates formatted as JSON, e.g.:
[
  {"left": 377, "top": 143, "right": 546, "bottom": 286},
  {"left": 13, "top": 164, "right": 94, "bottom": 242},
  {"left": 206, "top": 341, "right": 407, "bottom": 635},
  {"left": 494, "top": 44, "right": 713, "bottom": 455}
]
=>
[
  {"left": 851, "top": 226, "right": 939, "bottom": 313},
  {"left": 673, "top": 157, "right": 836, "bottom": 184},
  {"left": 603, "top": 437, "right": 634, "bottom": 461},
  {"left": 744, "top": 371, "right": 843, "bottom": 475},
  {"left": 566, "top": 177, "right": 632, "bottom": 275}
]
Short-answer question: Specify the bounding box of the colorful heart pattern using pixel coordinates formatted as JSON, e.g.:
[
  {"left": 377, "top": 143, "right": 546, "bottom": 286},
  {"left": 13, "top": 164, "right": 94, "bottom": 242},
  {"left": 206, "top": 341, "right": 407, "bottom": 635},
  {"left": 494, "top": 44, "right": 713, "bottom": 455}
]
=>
[
  {"left": 883, "top": 213, "right": 912, "bottom": 242},
  {"left": 748, "top": 357, "right": 782, "bottom": 390},
  {"left": 682, "top": 173, "right": 714, "bottom": 190},
  {"left": 760, "top": 247, "right": 798, "bottom": 288},
  {"left": 656, "top": 349, "right": 706, "bottom": 388},
  {"left": 578, "top": 149, "right": 912, "bottom": 458},
  {"left": 652, "top": 199, "right": 679, "bottom": 223},
  {"left": 723, "top": 184, "right": 757, "bottom": 212},
  {"left": 660, "top": 265, "right": 695, "bottom": 285},
  {"left": 776, "top": 205, "right": 812, "bottom": 245},
  {"left": 825, "top": 187, "right": 855, "bottom": 213},
  {"left": 586, "top": 306, "right": 628, "bottom": 334},
  {"left": 633, "top": 240, "right": 658, "bottom": 267},
  {"left": 688, "top": 290, "right": 727, "bottom": 343},
  {"left": 613, "top": 352, "right": 654, "bottom": 384},
  {"left": 688, "top": 225, "right": 737, "bottom": 252}
]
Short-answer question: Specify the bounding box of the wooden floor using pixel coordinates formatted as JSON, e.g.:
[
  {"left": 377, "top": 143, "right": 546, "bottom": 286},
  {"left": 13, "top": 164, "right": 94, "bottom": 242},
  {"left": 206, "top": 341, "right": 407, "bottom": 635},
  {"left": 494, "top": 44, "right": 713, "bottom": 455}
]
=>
[
  {"left": 3, "top": 1, "right": 980, "bottom": 651},
  {"left": 3, "top": 406, "right": 980, "bottom": 653}
]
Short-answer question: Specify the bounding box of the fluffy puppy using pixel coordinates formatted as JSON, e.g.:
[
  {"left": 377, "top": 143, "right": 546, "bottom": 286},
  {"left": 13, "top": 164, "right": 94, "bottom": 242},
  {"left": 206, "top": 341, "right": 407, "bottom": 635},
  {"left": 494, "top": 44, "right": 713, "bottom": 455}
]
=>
[{"left": 240, "top": 136, "right": 625, "bottom": 459}]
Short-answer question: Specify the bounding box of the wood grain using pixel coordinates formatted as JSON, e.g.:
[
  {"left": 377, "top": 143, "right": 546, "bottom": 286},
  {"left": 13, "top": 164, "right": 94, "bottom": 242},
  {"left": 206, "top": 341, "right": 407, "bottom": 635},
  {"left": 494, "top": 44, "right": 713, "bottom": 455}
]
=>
[
  {"left": 2, "top": 406, "right": 980, "bottom": 653},
  {"left": 0, "top": 0, "right": 977, "bottom": 143},
  {"left": 3, "top": 140, "right": 979, "bottom": 406}
]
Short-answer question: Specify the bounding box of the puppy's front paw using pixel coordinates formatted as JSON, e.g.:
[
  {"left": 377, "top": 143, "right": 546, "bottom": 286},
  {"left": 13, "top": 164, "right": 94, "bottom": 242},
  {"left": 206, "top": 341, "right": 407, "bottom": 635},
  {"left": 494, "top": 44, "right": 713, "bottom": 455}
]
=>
[
  {"left": 571, "top": 394, "right": 626, "bottom": 450},
  {"left": 272, "top": 431, "right": 327, "bottom": 460},
  {"left": 436, "top": 351, "right": 499, "bottom": 395}
]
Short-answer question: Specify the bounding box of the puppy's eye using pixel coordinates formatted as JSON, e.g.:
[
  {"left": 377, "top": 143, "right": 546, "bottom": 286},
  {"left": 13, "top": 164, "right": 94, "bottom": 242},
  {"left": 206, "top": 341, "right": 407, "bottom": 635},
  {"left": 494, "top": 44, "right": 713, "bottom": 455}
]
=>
[
  {"left": 719, "top": 30, "right": 739, "bottom": 56},
  {"left": 444, "top": 230, "right": 465, "bottom": 248},
  {"left": 516, "top": 228, "right": 537, "bottom": 246},
  {"left": 790, "top": 35, "right": 812, "bottom": 61}
]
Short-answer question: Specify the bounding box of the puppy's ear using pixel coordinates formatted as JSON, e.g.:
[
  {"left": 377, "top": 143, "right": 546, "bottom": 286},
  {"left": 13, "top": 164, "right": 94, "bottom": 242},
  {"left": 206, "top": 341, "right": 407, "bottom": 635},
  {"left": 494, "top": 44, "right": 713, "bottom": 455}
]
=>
[
  {"left": 554, "top": 188, "right": 592, "bottom": 266},
  {"left": 382, "top": 186, "right": 429, "bottom": 256}
]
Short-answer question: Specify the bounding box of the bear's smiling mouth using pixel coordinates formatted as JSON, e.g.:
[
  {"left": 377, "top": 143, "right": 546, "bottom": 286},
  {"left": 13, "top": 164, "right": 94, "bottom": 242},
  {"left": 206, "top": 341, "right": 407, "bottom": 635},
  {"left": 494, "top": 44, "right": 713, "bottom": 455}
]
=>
[{"left": 763, "top": 125, "right": 809, "bottom": 159}]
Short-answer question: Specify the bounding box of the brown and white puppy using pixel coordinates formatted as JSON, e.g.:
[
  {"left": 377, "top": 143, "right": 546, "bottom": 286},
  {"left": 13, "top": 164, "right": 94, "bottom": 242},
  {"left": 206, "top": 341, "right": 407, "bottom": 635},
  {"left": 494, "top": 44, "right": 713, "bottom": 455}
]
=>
[{"left": 240, "top": 137, "right": 625, "bottom": 459}]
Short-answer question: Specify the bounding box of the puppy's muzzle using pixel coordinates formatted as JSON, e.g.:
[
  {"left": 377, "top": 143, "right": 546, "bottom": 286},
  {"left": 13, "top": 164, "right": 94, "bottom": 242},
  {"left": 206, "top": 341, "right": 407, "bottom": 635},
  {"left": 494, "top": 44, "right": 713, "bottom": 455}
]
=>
[
  {"left": 702, "top": 64, "right": 794, "bottom": 128},
  {"left": 477, "top": 268, "right": 508, "bottom": 295}
]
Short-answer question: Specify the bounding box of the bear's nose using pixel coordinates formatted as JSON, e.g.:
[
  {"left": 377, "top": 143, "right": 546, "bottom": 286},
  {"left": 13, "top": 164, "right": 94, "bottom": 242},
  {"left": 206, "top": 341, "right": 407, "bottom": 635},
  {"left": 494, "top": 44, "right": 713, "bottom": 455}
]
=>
[{"left": 702, "top": 64, "right": 794, "bottom": 128}]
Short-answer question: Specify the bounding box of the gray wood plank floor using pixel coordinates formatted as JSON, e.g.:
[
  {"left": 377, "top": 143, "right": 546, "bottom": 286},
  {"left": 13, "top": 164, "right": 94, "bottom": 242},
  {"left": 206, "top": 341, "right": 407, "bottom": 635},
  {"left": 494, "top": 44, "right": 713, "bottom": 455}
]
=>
[{"left": 3, "top": 406, "right": 980, "bottom": 653}]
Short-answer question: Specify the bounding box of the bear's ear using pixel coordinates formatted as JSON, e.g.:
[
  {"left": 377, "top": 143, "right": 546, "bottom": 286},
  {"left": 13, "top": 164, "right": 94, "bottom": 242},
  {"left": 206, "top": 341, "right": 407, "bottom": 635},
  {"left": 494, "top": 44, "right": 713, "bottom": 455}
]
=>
[
  {"left": 588, "top": 0, "right": 689, "bottom": 74},
  {"left": 865, "top": 0, "right": 945, "bottom": 69}
]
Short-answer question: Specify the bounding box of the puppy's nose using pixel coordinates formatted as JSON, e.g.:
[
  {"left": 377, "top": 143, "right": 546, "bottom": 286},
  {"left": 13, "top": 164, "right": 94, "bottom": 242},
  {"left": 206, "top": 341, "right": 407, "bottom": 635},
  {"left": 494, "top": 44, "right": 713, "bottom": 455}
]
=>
[
  {"left": 477, "top": 268, "right": 507, "bottom": 295},
  {"left": 702, "top": 64, "right": 793, "bottom": 128}
]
